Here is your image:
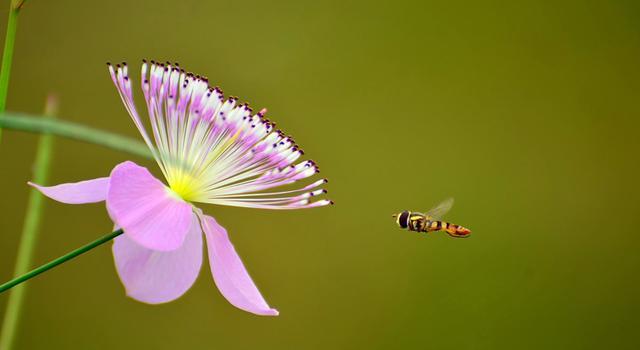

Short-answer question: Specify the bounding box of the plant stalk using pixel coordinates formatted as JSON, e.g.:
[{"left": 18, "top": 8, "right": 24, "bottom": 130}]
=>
[
  {"left": 0, "top": 95, "right": 56, "bottom": 350},
  {"left": 0, "top": 113, "right": 151, "bottom": 158},
  {"left": 0, "top": 229, "right": 124, "bottom": 294},
  {"left": 0, "top": 0, "right": 26, "bottom": 143}
]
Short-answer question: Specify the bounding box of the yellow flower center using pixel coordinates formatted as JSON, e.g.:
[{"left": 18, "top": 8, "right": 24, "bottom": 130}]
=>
[{"left": 166, "top": 170, "right": 203, "bottom": 202}]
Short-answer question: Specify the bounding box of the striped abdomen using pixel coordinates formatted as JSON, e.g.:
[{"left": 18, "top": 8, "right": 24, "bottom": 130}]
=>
[{"left": 427, "top": 220, "right": 472, "bottom": 238}]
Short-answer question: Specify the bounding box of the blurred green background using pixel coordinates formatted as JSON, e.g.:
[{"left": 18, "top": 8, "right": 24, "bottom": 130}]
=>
[{"left": 1, "top": 0, "right": 639, "bottom": 349}]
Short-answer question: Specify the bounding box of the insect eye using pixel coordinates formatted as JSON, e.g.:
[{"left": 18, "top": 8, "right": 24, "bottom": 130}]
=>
[{"left": 398, "top": 211, "right": 410, "bottom": 228}]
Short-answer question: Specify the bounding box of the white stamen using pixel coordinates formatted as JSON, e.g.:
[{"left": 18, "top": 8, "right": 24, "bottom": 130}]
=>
[{"left": 109, "top": 60, "right": 331, "bottom": 209}]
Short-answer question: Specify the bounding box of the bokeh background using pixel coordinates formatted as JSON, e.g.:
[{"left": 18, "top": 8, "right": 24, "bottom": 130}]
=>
[{"left": 0, "top": 0, "right": 639, "bottom": 349}]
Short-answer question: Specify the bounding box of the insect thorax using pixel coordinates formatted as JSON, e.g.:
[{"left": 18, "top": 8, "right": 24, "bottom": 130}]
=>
[{"left": 408, "top": 213, "right": 429, "bottom": 232}]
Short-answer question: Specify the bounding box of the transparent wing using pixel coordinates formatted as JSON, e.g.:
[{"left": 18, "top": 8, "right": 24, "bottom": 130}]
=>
[{"left": 425, "top": 197, "right": 454, "bottom": 220}]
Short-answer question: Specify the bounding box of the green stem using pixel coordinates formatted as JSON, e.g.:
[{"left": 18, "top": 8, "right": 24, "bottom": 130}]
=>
[
  {"left": 0, "top": 96, "right": 58, "bottom": 350},
  {"left": 0, "top": 229, "right": 124, "bottom": 294},
  {"left": 0, "top": 96, "right": 56, "bottom": 350},
  {"left": 0, "top": 0, "right": 26, "bottom": 143},
  {"left": 0, "top": 113, "right": 152, "bottom": 158}
]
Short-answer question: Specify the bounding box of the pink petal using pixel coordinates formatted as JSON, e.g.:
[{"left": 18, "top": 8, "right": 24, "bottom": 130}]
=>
[
  {"left": 28, "top": 177, "right": 110, "bottom": 204},
  {"left": 106, "top": 161, "right": 193, "bottom": 251},
  {"left": 199, "top": 212, "right": 279, "bottom": 316},
  {"left": 112, "top": 214, "right": 203, "bottom": 304}
]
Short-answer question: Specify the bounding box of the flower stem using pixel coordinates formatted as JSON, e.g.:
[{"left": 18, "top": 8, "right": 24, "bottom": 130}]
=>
[
  {"left": 0, "top": 0, "right": 26, "bottom": 143},
  {"left": 0, "top": 95, "right": 56, "bottom": 350},
  {"left": 0, "top": 112, "right": 152, "bottom": 158},
  {"left": 0, "top": 229, "right": 124, "bottom": 294}
]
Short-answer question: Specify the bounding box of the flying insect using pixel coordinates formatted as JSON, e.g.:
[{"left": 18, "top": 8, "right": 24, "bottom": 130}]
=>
[{"left": 393, "top": 198, "right": 471, "bottom": 238}]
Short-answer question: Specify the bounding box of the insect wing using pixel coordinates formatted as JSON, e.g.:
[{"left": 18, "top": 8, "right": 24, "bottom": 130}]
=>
[{"left": 425, "top": 197, "right": 454, "bottom": 220}]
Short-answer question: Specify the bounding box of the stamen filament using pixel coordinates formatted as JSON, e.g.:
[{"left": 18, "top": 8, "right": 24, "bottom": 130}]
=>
[{"left": 109, "top": 60, "right": 331, "bottom": 208}]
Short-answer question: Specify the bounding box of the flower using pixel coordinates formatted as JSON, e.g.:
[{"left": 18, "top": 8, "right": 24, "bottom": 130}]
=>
[{"left": 30, "top": 60, "right": 332, "bottom": 316}]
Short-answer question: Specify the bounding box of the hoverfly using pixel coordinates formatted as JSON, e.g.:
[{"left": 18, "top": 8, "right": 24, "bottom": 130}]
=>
[{"left": 393, "top": 198, "right": 471, "bottom": 238}]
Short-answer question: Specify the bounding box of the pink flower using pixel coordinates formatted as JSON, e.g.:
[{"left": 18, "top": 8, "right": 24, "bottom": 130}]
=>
[{"left": 30, "top": 60, "right": 332, "bottom": 316}]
